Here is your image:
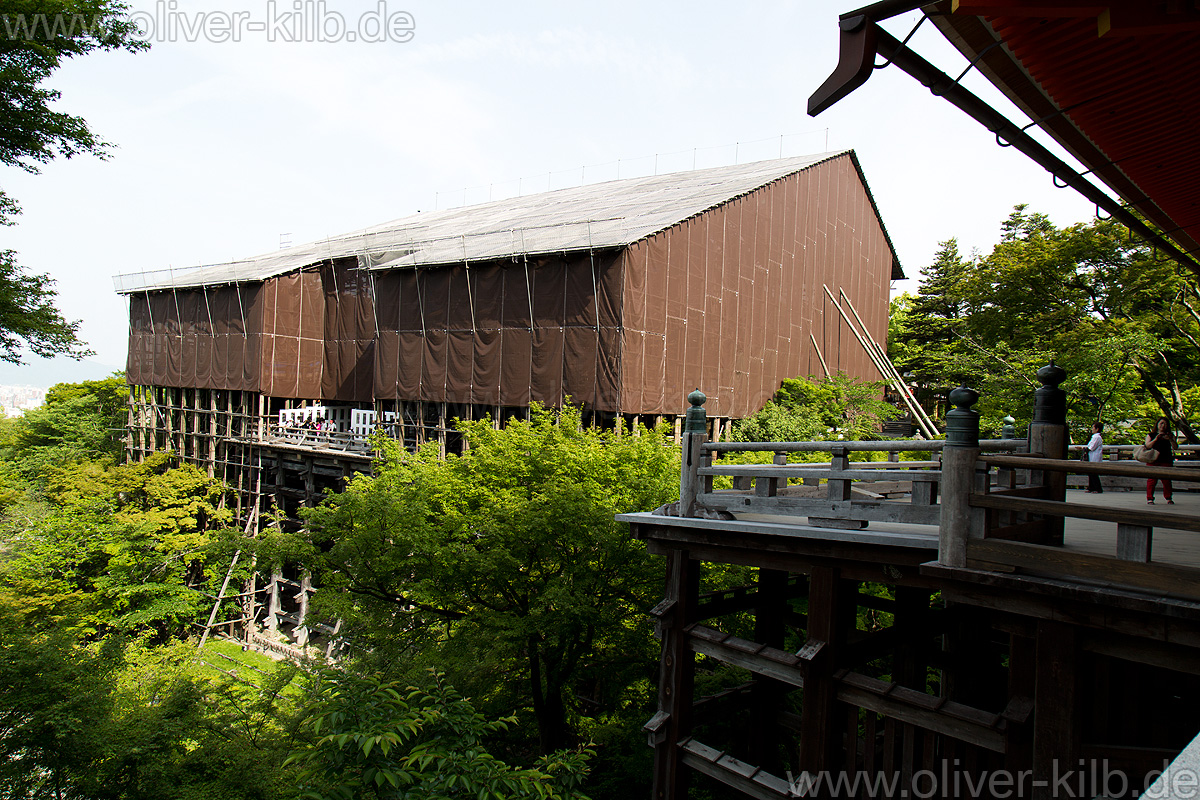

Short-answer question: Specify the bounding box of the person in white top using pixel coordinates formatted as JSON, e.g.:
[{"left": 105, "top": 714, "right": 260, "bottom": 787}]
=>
[{"left": 1085, "top": 421, "right": 1104, "bottom": 493}]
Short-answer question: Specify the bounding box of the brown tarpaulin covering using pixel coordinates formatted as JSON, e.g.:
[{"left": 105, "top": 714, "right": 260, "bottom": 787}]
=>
[
  {"left": 126, "top": 154, "right": 893, "bottom": 417},
  {"left": 618, "top": 155, "right": 894, "bottom": 419},
  {"left": 372, "top": 252, "right": 624, "bottom": 410},
  {"left": 126, "top": 284, "right": 263, "bottom": 390},
  {"left": 321, "top": 259, "right": 376, "bottom": 402}
]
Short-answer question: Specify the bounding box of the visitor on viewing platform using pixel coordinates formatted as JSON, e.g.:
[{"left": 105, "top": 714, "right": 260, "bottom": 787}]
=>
[
  {"left": 1146, "top": 416, "right": 1175, "bottom": 505},
  {"left": 1085, "top": 421, "right": 1104, "bottom": 494}
]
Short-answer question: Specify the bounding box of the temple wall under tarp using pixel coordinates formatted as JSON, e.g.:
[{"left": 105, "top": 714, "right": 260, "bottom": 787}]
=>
[
  {"left": 371, "top": 251, "right": 624, "bottom": 411},
  {"left": 126, "top": 259, "right": 374, "bottom": 399},
  {"left": 618, "top": 154, "right": 895, "bottom": 419},
  {"left": 126, "top": 284, "right": 263, "bottom": 391},
  {"left": 124, "top": 154, "right": 896, "bottom": 418}
]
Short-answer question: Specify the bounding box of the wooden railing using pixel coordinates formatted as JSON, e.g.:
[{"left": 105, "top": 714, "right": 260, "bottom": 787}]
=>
[
  {"left": 266, "top": 426, "right": 374, "bottom": 454},
  {"left": 689, "top": 439, "right": 1023, "bottom": 530},
  {"left": 669, "top": 372, "right": 1200, "bottom": 601},
  {"left": 958, "top": 454, "right": 1200, "bottom": 599}
]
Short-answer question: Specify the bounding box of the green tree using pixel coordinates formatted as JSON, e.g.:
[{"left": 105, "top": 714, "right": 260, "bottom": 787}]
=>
[
  {"left": 890, "top": 208, "right": 1199, "bottom": 439},
  {"left": 287, "top": 669, "right": 591, "bottom": 800},
  {"left": 734, "top": 372, "right": 899, "bottom": 443},
  {"left": 0, "top": 0, "right": 146, "bottom": 361},
  {"left": 0, "top": 598, "right": 306, "bottom": 800},
  {"left": 284, "top": 406, "right": 678, "bottom": 755},
  {"left": 0, "top": 452, "right": 231, "bottom": 637},
  {"left": 0, "top": 373, "right": 127, "bottom": 479}
]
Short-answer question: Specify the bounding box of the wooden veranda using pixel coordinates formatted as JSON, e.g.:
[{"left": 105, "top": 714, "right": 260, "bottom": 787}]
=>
[{"left": 624, "top": 365, "right": 1200, "bottom": 799}]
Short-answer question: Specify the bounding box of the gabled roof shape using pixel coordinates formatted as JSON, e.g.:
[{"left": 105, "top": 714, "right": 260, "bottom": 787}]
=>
[{"left": 113, "top": 151, "right": 902, "bottom": 294}]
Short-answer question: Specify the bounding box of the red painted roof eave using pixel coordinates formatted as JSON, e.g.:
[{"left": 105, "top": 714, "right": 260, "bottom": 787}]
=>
[{"left": 933, "top": 10, "right": 1200, "bottom": 260}]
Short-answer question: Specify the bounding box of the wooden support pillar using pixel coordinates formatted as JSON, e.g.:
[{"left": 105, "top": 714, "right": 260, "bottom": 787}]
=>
[
  {"left": 749, "top": 568, "right": 789, "bottom": 773},
  {"left": 799, "top": 565, "right": 848, "bottom": 774},
  {"left": 304, "top": 457, "right": 316, "bottom": 507},
  {"left": 191, "top": 387, "right": 201, "bottom": 465},
  {"left": 816, "top": 446, "right": 867, "bottom": 529},
  {"left": 438, "top": 402, "right": 447, "bottom": 459},
  {"left": 647, "top": 549, "right": 698, "bottom": 800},
  {"left": 294, "top": 573, "right": 312, "bottom": 647},
  {"left": 892, "top": 586, "right": 930, "bottom": 690},
  {"left": 1033, "top": 620, "right": 1079, "bottom": 798},
  {"left": 266, "top": 568, "right": 282, "bottom": 633},
  {"left": 125, "top": 385, "right": 135, "bottom": 463},
  {"left": 273, "top": 455, "right": 285, "bottom": 515},
  {"left": 207, "top": 389, "right": 218, "bottom": 478},
  {"left": 163, "top": 388, "right": 175, "bottom": 453},
  {"left": 1116, "top": 523, "right": 1152, "bottom": 562},
  {"left": 827, "top": 446, "right": 852, "bottom": 501},
  {"left": 756, "top": 452, "right": 787, "bottom": 497},
  {"left": 1005, "top": 632, "right": 1036, "bottom": 776}
]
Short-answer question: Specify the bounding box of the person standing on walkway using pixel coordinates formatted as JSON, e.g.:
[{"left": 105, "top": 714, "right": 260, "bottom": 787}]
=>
[
  {"left": 1086, "top": 422, "right": 1104, "bottom": 493},
  {"left": 1146, "top": 416, "right": 1175, "bottom": 504}
]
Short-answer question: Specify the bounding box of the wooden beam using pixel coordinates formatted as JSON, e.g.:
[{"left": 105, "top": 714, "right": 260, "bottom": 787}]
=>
[
  {"left": 678, "top": 738, "right": 793, "bottom": 800},
  {"left": 966, "top": 538, "right": 1200, "bottom": 601},
  {"left": 982, "top": 454, "right": 1200, "bottom": 482},
  {"left": 835, "top": 671, "right": 1010, "bottom": 754},
  {"left": 701, "top": 493, "right": 942, "bottom": 526},
  {"left": 952, "top": 0, "right": 1106, "bottom": 15},
  {"left": 687, "top": 625, "right": 809, "bottom": 688},
  {"left": 971, "top": 493, "right": 1200, "bottom": 534}
]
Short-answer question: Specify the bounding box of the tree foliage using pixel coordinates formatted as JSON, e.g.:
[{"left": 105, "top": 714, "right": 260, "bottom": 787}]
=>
[
  {"left": 287, "top": 669, "right": 592, "bottom": 800},
  {"left": 890, "top": 207, "right": 1199, "bottom": 440},
  {"left": 0, "top": 0, "right": 146, "bottom": 361},
  {"left": 1, "top": 451, "right": 231, "bottom": 637},
  {"left": 281, "top": 405, "right": 679, "bottom": 755},
  {"left": 734, "top": 372, "right": 899, "bottom": 443},
  {"left": 0, "top": 602, "right": 305, "bottom": 800},
  {"left": 0, "top": 373, "right": 126, "bottom": 478}
]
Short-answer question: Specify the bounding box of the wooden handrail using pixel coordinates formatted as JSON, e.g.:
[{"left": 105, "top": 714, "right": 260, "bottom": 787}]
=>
[
  {"left": 699, "top": 465, "right": 939, "bottom": 481},
  {"left": 981, "top": 454, "right": 1200, "bottom": 481},
  {"left": 707, "top": 460, "right": 940, "bottom": 470},
  {"left": 705, "top": 439, "right": 1023, "bottom": 454},
  {"left": 971, "top": 493, "right": 1200, "bottom": 533}
]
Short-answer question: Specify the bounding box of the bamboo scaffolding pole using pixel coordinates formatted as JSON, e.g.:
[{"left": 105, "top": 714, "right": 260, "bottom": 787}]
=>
[
  {"left": 822, "top": 284, "right": 937, "bottom": 439},
  {"left": 809, "top": 333, "right": 831, "bottom": 379},
  {"left": 198, "top": 503, "right": 258, "bottom": 650},
  {"left": 837, "top": 287, "right": 939, "bottom": 437}
]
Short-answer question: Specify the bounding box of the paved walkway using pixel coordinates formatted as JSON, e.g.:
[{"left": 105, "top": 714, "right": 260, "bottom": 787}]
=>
[{"left": 1064, "top": 486, "right": 1200, "bottom": 569}]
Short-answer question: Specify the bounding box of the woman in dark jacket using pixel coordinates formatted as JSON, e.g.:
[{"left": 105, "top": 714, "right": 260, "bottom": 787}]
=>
[{"left": 1146, "top": 416, "right": 1175, "bottom": 504}]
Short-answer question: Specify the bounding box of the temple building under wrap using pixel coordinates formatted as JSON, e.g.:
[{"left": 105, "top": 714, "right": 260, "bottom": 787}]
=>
[{"left": 114, "top": 151, "right": 901, "bottom": 526}]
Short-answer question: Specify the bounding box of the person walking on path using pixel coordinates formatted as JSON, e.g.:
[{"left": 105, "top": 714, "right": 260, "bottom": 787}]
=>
[
  {"left": 1086, "top": 422, "right": 1104, "bottom": 493},
  {"left": 1146, "top": 416, "right": 1175, "bottom": 504}
]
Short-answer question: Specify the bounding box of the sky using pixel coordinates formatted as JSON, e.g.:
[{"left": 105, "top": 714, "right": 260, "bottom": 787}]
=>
[{"left": 1, "top": 0, "right": 1099, "bottom": 382}]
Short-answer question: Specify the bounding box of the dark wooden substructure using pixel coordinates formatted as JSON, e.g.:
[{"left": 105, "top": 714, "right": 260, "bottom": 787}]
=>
[{"left": 624, "top": 369, "right": 1200, "bottom": 799}]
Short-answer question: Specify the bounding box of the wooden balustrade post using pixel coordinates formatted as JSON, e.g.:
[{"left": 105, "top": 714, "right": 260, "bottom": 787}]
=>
[
  {"left": 678, "top": 390, "right": 708, "bottom": 518},
  {"left": 997, "top": 414, "right": 1018, "bottom": 489},
  {"left": 1029, "top": 363, "right": 1068, "bottom": 546},
  {"left": 938, "top": 386, "right": 981, "bottom": 568}
]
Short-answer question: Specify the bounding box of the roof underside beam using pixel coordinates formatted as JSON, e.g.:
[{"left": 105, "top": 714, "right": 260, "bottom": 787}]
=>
[{"left": 807, "top": 9, "right": 1200, "bottom": 280}]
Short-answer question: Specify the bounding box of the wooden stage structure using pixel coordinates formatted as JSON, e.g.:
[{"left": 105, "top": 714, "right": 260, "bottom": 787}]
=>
[{"left": 624, "top": 365, "right": 1200, "bottom": 799}]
